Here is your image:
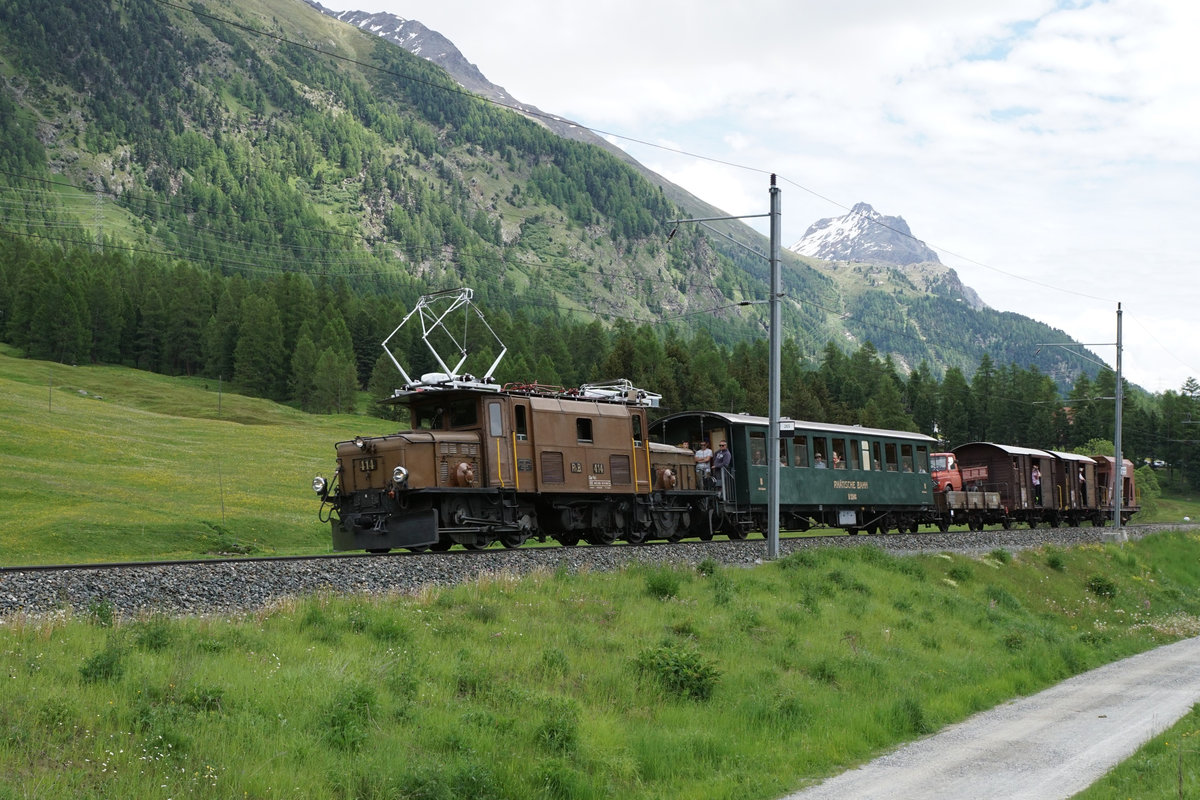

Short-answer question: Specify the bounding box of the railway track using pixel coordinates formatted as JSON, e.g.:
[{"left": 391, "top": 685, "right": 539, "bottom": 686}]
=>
[{"left": 0, "top": 523, "right": 1183, "bottom": 621}]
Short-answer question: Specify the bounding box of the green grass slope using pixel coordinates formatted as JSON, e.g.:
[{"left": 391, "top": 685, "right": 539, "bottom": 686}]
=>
[
  {"left": 3, "top": 533, "right": 1200, "bottom": 798},
  {"left": 0, "top": 346, "right": 390, "bottom": 565}
]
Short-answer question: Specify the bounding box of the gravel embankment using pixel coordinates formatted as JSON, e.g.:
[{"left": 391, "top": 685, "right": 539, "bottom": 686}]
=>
[{"left": 0, "top": 524, "right": 1187, "bottom": 621}]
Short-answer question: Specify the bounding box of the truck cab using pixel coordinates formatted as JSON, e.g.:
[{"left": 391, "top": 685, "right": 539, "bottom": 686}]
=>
[{"left": 930, "top": 452, "right": 962, "bottom": 493}]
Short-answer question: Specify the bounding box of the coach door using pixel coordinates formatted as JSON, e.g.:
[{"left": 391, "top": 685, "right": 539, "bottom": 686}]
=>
[{"left": 485, "top": 399, "right": 516, "bottom": 489}]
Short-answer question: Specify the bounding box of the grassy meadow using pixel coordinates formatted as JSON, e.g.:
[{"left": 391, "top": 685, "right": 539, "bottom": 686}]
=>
[
  {"left": 2, "top": 346, "right": 1195, "bottom": 567},
  {"left": 3, "top": 532, "right": 1200, "bottom": 798},
  {"left": 0, "top": 346, "right": 383, "bottom": 564}
]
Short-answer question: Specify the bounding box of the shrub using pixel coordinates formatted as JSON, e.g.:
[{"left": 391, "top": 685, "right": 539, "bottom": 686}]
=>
[
  {"left": 696, "top": 557, "right": 719, "bottom": 577},
  {"left": 1086, "top": 574, "right": 1117, "bottom": 599},
  {"left": 324, "top": 684, "right": 377, "bottom": 751},
  {"left": 1002, "top": 632, "right": 1025, "bottom": 652},
  {"left": 182, "top": 685, "right": 225, "bottom": 713},
  {"left": 989, "top": 548, "right": 1012, "bottom": 564},
  {"left": 1045, "top": 548, "right": 1066, "bottom": 572},
  {"left": 634, "top": 643, "right": 720, "bottom": 702},
  {"left": 809, "top": 658, "right": 838, "bottom": 685},
  {"left": 887, "top": 696, "right": 932, "bottom": 736},
  {"left": 710, "top": 572, "right": 734, "bottom": 606},
  {"left": 79, "top": 639, "right": 125, "bottom": 683},
  {"left": 534, "top": 700, "right": 579, "bottom": 754},
  {"left": 644, "top": 567, "right": 682, "bottom": 600},
  {"left": 539, "top": 647, "right": 569, "bottom": 678},
  {"left": 87, "top": 597, "right": 115, "bottom": 628},
  {"left": 947, "top": 564, "right": 973, "bottom": 583},
  {"left": 985, "top": 585, "right": 1022, "bottom": 611},
  {"left": 133, "top": 615, "right": 174, "bottom": 651}
]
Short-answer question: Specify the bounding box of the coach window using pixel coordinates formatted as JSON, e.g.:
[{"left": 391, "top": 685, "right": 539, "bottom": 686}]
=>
[
  {"left": 861, "top": 440, "right": 872, "bottom": 471},
  {"left": 873, "top": 442, "right": 884, "bottom": 471},
  {"left": 916, "top": 445, "right": 929, "bottom": 473},
  {"left": 576, "top": 418, "right": 593, "bottom": 444},
  {"left": 901, "top": 443, "right": 914, "bottom": 472},
  {"left": 832, "top": 437, "right": 847, "bottom": 469},
  {"left": 631, "top": 414, "right": 643, "bottom": 447},
  {"left": 514, "top": 405, "right": 528, "bottom": 440},
  {"left": 749, "top": 432, "right": 767, "bottom": 465},
  {"left": 793, "top": 435, "right": 809, "bottom": 467},
  {"left": 813, "top": 438, "right": 829, "bottom": 467},
  {"left": 885, "top": 443, "right": 899, "bottom": 472},
  {"left": 779, "top": 437, "right": 789, "bottom": 467}
]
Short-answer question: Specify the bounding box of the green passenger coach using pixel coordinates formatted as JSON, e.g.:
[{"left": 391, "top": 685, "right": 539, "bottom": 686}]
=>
[{"left": 650, "top": 411, "right": 937, "bottom": 536}]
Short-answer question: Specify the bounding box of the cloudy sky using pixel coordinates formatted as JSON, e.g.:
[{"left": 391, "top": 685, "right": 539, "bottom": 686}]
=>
[{"left": 333, "top": 0, "right": 1199, "bottom": 393}]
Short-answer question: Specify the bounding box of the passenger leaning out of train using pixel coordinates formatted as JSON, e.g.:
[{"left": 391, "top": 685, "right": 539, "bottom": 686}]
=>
[
  {"left": 1032, "top": 464, "right": 1042, "bottom": 504},
  {"left": 694, "top": 440, "right": 713, "bottom": 487},
  {"left": 712, "top": 440, "right": 733, "bottom": 498}
]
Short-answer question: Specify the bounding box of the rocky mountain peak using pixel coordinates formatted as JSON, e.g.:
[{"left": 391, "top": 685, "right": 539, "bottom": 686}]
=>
[{"left": 790, "top": 202, "right": 941, "bottom": 267}]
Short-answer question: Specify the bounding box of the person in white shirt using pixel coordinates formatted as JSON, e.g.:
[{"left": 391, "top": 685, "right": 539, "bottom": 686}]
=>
[{"left": 694, "top": 440, "right": 713, "bottom": 487}]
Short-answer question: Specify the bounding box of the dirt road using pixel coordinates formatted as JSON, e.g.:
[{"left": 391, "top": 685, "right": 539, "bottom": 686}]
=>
[{"left": 783, "top": 636, "right": 1200, "bottom": 799}]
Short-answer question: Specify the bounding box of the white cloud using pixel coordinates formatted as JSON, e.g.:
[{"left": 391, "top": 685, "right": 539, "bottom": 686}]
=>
[{"left": 337, "top": 0, "right": 1200, "bottom": 390}]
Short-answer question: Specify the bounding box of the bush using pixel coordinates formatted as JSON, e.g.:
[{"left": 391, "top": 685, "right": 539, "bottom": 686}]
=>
[
  {"left": 324, "top": 684, "right": 377, "bottom": 751},
  {"left": 947, "top": 564, "right": 973, "bottom": 583},
  {"left": 87, "top": 598, "right": 115, "bottom": 628},
  {"left": 133, "top": 615, "right": 174, "bottom": 652},
  {"left": 79, "top": 639, "right": 125, "bottom": 684},
  {"left": 644, "top": 567, "right": 682, "bottom": 600},
  {"left": 1046, "top": 550, "right": 1066, "bottom": 572},
  {"left": 634, "top": 643, "right": 720, "bottom": 702},
  {"left": 887, "top": 696, "right": 932, "bottom": 736},
  {"left": 1086, "top": 574, "right": 1117, "bottom": 599}
]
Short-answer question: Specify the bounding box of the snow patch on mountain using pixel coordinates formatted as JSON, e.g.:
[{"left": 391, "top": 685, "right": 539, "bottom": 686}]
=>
[{"left": 791, "top": 202, "right": 941, "bottom": 266}]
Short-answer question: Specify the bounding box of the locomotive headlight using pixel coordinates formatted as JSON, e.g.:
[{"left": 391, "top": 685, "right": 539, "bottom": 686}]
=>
[
  {"left": 312, "top": 476, "right": 328, "bottom": 496},
  {"left": 354, "top": 436, "right": 367, "bottom": 450},
  {"left": 392, "top": 466, "right": 409, "bottom": 486}
]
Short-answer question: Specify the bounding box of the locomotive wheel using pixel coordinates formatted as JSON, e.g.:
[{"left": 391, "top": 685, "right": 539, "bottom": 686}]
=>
[
  {"left": 500, "top": 533, "right": 528, "bottom": 549},
  {"left": 1001, "top": 517, "right": 1012, "bottom": 530},
  {"left": 554, "top": 534, "right": 581, "bottom": 547},
  {"left": 585, "top": 528, "right": 617, "bottom": 546},
  {"left": 937, "top": 517, "right": 950, "bottom": 532}
]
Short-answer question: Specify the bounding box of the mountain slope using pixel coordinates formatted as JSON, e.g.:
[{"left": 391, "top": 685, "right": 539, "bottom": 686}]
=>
[{"left": 0, "top": 0, "right": 1101, "bottom": 390}]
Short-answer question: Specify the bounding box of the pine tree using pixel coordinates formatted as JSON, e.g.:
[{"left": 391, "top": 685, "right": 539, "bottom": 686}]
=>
[
  {"left": 233, "top": 294, "right": 286, "bottom": 400},
  {"left": 311, "top": 347, "right": 358, "bottom": 413},
  {"left": 290, "top": 332, "right": 318, "bottom": 409}
]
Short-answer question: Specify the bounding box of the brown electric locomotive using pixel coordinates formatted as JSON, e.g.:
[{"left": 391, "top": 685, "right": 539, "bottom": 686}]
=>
[{"left": 312, "top": 289, "right": 714, "bottom": 552}]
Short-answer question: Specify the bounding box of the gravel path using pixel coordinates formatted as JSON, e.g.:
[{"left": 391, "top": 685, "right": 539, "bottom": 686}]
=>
[{"left": 782, "top": 635, "right": 1200, "bottom": 799}]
